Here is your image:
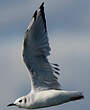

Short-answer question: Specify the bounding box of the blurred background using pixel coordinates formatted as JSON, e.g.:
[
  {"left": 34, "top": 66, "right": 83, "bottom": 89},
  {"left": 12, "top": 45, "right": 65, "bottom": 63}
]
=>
[{"left": 0, "top": 0, "right": 90, "bottom": 110}]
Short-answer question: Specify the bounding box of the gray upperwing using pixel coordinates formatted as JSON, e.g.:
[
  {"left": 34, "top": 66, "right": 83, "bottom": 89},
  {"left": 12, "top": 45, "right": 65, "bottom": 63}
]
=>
[{"left": 22, "top": 2, "right": 61, "bottom": 92}]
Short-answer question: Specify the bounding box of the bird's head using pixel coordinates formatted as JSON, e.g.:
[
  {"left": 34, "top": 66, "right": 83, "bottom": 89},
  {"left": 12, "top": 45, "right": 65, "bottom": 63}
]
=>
[{"left": 7, "top": 96, "right": 27, "bottom": 108}]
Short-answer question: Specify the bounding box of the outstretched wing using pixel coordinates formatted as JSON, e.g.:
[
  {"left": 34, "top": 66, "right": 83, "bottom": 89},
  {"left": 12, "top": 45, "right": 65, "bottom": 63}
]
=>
[{"left": 22, "top": 3, "right": 61, "bottom": 92}]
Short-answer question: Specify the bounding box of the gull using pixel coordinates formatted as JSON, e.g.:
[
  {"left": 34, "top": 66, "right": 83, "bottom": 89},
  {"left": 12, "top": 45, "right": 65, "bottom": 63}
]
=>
[{"left": 8, "top": 2, "right": 84, "bottom": 109}]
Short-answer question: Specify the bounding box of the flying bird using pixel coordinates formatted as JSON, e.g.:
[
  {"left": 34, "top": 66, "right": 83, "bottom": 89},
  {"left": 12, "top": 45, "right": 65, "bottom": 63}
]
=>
[{"left": 8, "top": 2, "right": 84, "bottom": 109}]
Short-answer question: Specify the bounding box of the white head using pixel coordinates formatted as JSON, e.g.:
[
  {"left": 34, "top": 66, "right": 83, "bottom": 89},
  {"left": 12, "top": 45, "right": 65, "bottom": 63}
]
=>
[{"left": 7, "top": 96, "right": 28, "bottom": 108}]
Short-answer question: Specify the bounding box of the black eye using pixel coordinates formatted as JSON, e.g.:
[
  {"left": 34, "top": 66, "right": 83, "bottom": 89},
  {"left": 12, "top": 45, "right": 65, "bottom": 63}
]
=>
[{"left": 19, "top": 100, "right": 22, "bottom": 103}]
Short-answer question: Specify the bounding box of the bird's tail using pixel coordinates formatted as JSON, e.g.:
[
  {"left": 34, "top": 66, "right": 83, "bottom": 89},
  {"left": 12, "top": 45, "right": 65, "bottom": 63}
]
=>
[{"left": 70, "top": 91, "right": 84, "bottom": 101}]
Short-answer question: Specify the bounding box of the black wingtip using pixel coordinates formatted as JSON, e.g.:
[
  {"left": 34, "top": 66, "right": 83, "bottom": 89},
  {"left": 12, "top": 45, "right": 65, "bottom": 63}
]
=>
[
  {"left": 40, "top": 2, "right": 44, "bottom": 9},
  {"left": 33, "top": 2, "right": 44, "bottom": 21},
  {"left": 39, "top": 2, "right": 44, "bottom": 13},
  {"left": 32, "top": 2, "right": 46, "bottom": 32},
  {"left": 39, "top": 2, "right": 47, "bottom": 32}
]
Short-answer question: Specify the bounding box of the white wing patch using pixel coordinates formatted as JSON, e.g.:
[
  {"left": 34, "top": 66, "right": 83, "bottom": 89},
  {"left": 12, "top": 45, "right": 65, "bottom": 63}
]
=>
[{"left": 22, "top": 2, "right": 61, "bottom": 92}]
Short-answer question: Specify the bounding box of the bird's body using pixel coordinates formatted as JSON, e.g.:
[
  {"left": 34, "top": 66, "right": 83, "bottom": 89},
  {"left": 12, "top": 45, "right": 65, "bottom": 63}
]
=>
[
  {"left": 14, "top": 90, "right": 83, "bottom": 109},
  {"left": 8, "top": 2, "right": 84, "bottom": 109}
]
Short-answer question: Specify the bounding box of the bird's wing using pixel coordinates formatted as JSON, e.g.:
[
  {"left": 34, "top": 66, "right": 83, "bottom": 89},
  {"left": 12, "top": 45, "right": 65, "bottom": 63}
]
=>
[{"left": 22, "top": 3, "right": 61, "bottom": 92}]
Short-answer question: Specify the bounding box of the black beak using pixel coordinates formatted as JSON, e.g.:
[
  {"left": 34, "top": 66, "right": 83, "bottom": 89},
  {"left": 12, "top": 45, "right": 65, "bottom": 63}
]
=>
[{"left": 7, "top": 103, "right": 16, "bottom": 107}]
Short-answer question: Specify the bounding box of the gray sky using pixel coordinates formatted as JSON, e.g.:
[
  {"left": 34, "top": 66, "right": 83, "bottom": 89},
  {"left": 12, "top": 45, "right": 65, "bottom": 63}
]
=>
[{"left": 0, "top": 0, "right": 90, "bottom": 110}]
